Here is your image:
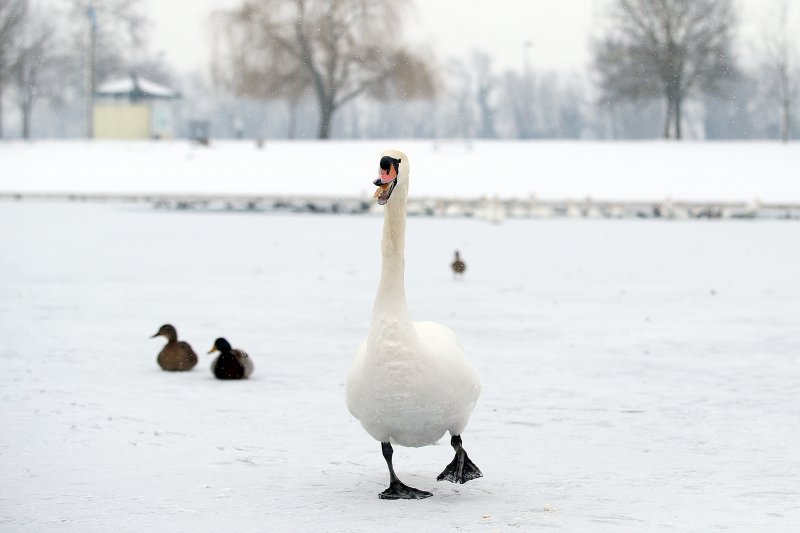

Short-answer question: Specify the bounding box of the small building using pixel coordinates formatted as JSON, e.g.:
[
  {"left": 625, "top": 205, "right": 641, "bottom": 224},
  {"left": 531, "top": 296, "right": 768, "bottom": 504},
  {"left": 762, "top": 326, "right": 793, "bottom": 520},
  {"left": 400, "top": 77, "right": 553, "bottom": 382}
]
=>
[{"left": 93, "top": 74, "right": 180, "bottom": 139}]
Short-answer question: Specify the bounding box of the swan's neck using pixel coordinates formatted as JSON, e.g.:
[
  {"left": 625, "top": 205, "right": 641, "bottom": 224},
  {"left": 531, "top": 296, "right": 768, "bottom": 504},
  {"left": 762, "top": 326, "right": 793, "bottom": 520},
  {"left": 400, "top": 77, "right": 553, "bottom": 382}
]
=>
[{"left": 369, "top": 181, "right": 417, "bottom": 346}]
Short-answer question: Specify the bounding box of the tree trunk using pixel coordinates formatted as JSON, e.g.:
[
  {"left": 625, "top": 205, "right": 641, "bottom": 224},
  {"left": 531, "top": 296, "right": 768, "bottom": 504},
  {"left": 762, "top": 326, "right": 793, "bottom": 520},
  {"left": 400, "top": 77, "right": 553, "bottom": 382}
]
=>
[
  {"left": 674, "top": 94, "right": 683, "bottom": 140},
  {"left": 513, "top": 107, "right": 525, "bottom": 139},
  {"left": 782, "top": 98, "right": 790, "bottom": 143},
  {"left": 477, "top": 87, "right": 496, "bottom": 139},
  {"left": 287, "top": 97, "right": 298, "bottom": 140},
  {"left": 0, "top": 87, "right": 4, "bottom": 139},
  {"left": 662, "top": 97, "right": 673, "bottom": 139},
  {"left": 22, "top": 102, "right": 31, "bottom": 140},
  {"left": 609, "top": 103, "right": 619, "bottom": 139},
  {"left": 317, "top": 100, "right": 334, "bottom": 140}
]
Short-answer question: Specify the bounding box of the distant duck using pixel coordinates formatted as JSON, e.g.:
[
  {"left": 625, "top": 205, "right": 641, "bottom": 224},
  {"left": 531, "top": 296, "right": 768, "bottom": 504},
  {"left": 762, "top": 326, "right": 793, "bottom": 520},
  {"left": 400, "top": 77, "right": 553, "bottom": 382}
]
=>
[
  {"left": 347, "top": 151, "right": 482, "bottom": 500},
  {"left": 208, "top": 337, "right": 254, "bottom": 380},
  {"left": 451, "top": 250, "right": 466, "bottom": 278},
  {"left": 150, "top": 324, "right": 198, "bottom": 371}
]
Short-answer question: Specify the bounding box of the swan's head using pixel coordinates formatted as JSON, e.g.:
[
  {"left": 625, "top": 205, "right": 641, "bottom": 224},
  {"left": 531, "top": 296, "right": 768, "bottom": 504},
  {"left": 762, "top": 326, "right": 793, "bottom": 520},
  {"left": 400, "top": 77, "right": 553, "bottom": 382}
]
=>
[{"left": 373, "top": 150, "right": 408, "bottom": 206}]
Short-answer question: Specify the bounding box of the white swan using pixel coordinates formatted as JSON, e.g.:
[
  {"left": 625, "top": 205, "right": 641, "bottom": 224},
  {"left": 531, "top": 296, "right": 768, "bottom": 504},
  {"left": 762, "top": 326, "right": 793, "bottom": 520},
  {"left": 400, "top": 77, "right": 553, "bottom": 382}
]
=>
[{"left": 346, "top": 150, "right": 482, "bottom": 500}]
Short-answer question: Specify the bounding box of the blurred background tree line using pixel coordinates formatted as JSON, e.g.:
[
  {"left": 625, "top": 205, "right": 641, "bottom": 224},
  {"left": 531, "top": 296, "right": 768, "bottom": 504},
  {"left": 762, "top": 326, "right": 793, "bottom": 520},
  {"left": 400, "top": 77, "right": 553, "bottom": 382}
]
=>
[{"left": 0, "top": 0, "right": 798, "bottom": 141}]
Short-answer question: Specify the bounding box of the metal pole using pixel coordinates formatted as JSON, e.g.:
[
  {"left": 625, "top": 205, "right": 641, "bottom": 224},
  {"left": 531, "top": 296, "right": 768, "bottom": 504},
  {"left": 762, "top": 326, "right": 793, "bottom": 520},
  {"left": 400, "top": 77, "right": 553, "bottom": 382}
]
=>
[{"left": 523, "top": 40, "right": 533, "bottom": 77}]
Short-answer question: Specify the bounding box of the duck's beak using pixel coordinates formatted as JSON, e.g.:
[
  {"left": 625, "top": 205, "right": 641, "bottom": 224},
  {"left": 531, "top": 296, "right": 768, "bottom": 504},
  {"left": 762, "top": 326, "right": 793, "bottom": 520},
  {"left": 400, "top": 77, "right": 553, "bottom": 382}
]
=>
[
  {"left": 150, "top": 332, "right": 160, "bottom": 338},
  {"left": 207, "top": 346, "right": 218, "bottom": 354},
  {"left": 373, "top": 163, "right": 398, "bottom": 205}
]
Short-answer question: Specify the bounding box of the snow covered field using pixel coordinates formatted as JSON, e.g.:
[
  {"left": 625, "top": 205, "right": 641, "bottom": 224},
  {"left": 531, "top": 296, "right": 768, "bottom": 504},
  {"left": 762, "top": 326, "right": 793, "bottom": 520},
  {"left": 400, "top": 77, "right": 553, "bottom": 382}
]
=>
[
  {"left": 1, "top": 199, "right": 799, "bottom": 531},
  {"left": 2, "top": 140, "right": 799, "bottom": 203}
]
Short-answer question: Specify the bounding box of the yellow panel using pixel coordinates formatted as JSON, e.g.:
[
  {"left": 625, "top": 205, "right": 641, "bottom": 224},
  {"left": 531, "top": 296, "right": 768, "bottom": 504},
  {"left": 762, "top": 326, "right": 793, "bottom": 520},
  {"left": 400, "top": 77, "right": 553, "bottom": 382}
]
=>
[{"left": 93, "top": 105, "right": 151, "bottom": 139}]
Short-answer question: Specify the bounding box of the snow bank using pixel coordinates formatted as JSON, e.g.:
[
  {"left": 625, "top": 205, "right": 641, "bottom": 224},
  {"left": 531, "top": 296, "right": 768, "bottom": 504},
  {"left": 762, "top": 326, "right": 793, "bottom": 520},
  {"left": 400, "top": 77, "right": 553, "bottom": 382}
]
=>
[{"left": 1, "top": 139, "right": 798, "bottom": 203}]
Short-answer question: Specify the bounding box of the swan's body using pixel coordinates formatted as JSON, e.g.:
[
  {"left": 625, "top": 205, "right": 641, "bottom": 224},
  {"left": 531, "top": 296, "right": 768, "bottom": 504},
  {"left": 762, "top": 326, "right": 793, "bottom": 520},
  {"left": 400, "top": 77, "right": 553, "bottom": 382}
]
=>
[
  {"left": 348, "top": 321, "right": 478, "bottom": 447},
  {"left": 346, "top": 150, "right": 482, "bottom": 499}
]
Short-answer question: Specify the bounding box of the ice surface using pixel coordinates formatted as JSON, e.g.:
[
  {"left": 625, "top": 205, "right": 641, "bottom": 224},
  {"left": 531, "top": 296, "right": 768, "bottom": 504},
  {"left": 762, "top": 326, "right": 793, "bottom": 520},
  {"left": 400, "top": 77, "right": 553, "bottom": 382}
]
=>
[
  {"left": 1, "top": 200, "right": 799, "bottom": 531},
  {"left": 2, "top": 140, "right": 799, "bottom": 202}
]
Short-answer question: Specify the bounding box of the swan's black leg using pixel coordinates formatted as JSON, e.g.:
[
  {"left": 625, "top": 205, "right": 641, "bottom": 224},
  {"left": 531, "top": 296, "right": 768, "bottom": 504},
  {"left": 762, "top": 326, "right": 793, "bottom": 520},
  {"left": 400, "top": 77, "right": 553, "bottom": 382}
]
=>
[
  {"left": 437, "top": 435, "right": 482, "bottom": 484},
  {"left": 379, "top": 442, "right": 432, "bottom": 500}
]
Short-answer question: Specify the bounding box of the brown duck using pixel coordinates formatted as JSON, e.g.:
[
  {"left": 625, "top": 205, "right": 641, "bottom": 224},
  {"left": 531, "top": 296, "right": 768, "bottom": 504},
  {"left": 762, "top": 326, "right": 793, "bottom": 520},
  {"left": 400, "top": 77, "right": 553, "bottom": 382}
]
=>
[
  {"left": 451, "top": 250, "right": 466, "bottom": 278},
  {"left": 150, "top": 324, "right": 198, "bottom": 371},
  {"left": 208, "top": 337, "right": 254, "bottom": 380}
]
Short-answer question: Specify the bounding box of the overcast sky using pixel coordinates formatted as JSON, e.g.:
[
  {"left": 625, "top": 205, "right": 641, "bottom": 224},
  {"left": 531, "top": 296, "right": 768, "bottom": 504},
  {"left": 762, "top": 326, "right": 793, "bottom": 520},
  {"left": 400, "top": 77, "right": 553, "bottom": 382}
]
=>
[{"left": 142, "top": 0, "right": 791, "bottom": 76}]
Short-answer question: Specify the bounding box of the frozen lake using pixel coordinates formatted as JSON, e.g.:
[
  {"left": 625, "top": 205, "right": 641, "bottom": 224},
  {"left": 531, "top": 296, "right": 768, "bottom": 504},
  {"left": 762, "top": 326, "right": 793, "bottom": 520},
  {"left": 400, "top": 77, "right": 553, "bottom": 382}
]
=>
[{"left": 1, "top": 200, "right": 799, "bottom": 531}]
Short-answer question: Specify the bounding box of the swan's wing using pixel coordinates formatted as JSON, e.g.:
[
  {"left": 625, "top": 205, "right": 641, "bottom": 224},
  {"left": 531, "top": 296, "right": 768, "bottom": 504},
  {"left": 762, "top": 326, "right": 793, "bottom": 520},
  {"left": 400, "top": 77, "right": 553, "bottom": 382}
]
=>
[
  {"left": 350, "top": 338, "right": 368, "bottom": 370},
  {"left": 414, "top": 321, "right": 481, "bottom": 435},
  {"left": 345, "top": 338, "right": 369, "bottom": 419},
  {"left": 413, "top": 321, "right": 464, "bottom": 355},
  {"left": 414, "top": 320, "right": 479, "bottom": 395}
]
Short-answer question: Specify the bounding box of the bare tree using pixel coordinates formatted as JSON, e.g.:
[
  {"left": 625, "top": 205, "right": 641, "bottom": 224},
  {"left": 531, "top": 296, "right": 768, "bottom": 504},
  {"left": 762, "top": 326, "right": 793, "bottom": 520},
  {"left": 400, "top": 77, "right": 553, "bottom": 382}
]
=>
[
  {"left": 0, "top": 0, "right": 27, "bottom": 138},
  {"left": 216, "top": 0, "right": 436, "bottom": 139},
  {"left": 64, "top": 0, "right": 167, "bottom": 137},
  {"left": 593, "top": 0, "right": 737, "bottom": 139},
  {"left": 444, "top": 58, "right": 475, "bottom": 138},
  {"left": 212, "top": 6, "right": 311, "bottom": 139},
  {"left": 14, "top": 15, "right": 54, "bottom": 139},
  {"left": 502, "top": 70, "right": 536, "bottom": 139},
  {"left": 758, "top": 0, "right": 799, "bottom": 142},
  {"left": 472, "top": 51, "right": 497, "bottom": 139},
  {"left": 65, "top": 0, "right": 150, "bottom": 80}
]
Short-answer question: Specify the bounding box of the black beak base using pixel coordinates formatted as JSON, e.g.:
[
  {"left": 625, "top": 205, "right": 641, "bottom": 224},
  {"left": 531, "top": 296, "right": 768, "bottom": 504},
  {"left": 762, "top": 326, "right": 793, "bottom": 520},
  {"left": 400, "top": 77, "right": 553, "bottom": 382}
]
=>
[{"left": 375, "top": 178, "right": 397, "bottom": 205}]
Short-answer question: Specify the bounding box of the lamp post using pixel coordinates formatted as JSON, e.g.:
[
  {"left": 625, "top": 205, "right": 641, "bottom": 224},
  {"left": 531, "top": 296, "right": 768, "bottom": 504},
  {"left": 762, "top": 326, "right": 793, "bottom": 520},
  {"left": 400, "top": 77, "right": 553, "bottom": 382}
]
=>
[
  {"left": 86, "top": 1, "right": 97, "bottom": 139},
  {"left": 523, "top": 40, "right": 533, "bottom": 77}
]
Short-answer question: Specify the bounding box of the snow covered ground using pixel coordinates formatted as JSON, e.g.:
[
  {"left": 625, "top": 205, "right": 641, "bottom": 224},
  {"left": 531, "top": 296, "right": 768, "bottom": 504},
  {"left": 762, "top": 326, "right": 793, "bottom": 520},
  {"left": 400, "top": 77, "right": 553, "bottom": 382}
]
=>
[
  {"left": 2, "top": 139, "right": 799, "bottom": 203},
  {"left": 1, "top": 199, "right": 798, "bottom": 531}
]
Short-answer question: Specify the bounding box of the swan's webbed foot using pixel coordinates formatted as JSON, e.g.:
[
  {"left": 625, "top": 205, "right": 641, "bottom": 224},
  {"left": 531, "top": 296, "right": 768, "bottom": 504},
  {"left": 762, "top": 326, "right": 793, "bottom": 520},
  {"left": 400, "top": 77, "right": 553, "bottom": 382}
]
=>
[
  {"left": 437, "top": 453, "right": 482, "bottom": 483},
  {"left": 379, "top": 480, "right": 433, "bottom": 500},
  {"left": 437, "top": 435, "right": 483, "bottom": 484},
  {"left": 379, "top": 441, "right": 433, "bottom": 500}
]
